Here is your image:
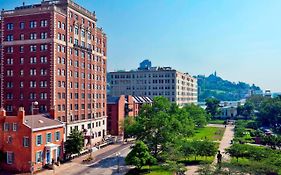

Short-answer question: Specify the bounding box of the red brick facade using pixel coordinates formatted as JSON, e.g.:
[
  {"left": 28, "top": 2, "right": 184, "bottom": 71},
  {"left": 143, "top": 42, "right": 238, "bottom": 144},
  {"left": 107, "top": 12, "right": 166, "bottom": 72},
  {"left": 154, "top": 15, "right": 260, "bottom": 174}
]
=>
[
  {"left": 107, "top": 95, "right": 152, "bottom": 136},
  {"left": 0, "top": 0, "right": 107, "bottom": 139},
  {"left": 0, "top": 108, "right": 64, "bottom": 173}
]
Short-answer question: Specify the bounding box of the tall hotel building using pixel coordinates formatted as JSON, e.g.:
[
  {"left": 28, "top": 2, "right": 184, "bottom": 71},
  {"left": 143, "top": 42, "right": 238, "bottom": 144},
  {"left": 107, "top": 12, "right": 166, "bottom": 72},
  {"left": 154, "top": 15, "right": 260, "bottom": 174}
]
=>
[
  {"left": 109, "top": 60, "right": 198, "bottom": 106},
  {"left": 0, "top": 0, "right": 107, "bottom": 140}
]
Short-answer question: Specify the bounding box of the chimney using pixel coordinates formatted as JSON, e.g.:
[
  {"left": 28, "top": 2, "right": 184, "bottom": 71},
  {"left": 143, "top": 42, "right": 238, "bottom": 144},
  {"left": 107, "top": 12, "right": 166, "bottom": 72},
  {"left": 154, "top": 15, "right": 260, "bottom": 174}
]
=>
[{"left": 18, "top": 107, "right": 25, "bottom": 122}]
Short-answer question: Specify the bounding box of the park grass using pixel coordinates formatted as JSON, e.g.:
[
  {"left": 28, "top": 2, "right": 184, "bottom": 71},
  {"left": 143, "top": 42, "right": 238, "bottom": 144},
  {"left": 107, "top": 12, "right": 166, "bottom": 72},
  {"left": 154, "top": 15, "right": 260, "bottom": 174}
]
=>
[
  {"left": 189, "top": 127, "right": 225, "bottom": 141},
  {"left": 126, "top": 165, "right": 173, "bottom": 175},
  {"left": 179, "top": 156, "right": 215, "bottom": 165}
]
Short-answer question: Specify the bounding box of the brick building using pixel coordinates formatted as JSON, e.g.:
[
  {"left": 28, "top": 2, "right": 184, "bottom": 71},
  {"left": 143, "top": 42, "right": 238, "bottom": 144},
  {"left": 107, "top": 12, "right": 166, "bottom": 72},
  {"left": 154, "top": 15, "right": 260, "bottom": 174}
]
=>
[
  {"left": 107, "top": 95, "right": 153, "bottom": 136},
  {"left": 0, "top": 0, "right": 107, "bottom": 142},
  {"left": 0, "top": 107, "right": 64, "bottom": 173}
]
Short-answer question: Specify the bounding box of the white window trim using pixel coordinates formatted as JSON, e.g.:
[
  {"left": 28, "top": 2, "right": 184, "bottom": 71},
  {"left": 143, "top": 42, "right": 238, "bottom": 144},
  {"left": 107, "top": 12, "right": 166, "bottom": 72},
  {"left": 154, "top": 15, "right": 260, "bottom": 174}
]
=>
[
  {"left": 36, "top": 134, "right": 42, "bottom": 146},
  {"left": 6, "top": 151, "right": 13, "bottom": 164}
]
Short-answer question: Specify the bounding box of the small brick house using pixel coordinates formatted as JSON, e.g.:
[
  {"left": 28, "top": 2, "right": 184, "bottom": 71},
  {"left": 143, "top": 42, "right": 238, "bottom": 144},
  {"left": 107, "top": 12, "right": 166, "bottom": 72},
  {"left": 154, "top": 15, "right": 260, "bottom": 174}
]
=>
[
  {"left": 0, "top": 107, "right": 64, "bottom": 173},
  {"left": 107, "top": 95, "right": 153, "bottom": 136}
]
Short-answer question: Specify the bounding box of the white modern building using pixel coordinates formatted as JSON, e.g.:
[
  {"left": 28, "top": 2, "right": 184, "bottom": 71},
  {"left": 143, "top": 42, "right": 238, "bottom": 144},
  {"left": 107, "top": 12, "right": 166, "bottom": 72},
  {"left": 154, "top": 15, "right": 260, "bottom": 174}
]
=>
[{"left": 108, "top": 62, "right": 198, "bottom": 106}]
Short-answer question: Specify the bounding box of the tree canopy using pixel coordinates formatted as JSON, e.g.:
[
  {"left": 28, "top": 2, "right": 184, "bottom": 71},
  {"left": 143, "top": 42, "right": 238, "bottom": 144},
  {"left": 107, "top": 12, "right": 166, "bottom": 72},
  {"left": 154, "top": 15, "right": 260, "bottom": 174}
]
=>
[{"left": 65, "top": 129, "right": 84, "bottom": 157}]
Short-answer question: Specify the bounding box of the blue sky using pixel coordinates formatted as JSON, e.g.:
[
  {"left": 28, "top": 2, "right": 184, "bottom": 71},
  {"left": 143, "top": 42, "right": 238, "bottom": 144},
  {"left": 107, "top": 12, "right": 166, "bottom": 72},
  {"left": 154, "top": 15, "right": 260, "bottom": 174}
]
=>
[{"left": 2, "top": 0, "right": 281, "bottom": 91}]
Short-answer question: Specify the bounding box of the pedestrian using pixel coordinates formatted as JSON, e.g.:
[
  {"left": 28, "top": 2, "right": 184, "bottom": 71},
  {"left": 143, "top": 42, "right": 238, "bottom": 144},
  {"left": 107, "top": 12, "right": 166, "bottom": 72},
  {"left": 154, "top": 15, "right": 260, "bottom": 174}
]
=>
[{"left": 217, "top": 151, "right": 222, "bottom": 164}]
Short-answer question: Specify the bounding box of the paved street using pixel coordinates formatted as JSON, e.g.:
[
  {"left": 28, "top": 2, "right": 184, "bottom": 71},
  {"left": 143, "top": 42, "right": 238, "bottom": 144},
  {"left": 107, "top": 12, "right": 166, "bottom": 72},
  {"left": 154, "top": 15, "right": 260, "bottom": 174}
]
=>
[{"left": 36, "top": 143, "right": 132, "bottom": 175}]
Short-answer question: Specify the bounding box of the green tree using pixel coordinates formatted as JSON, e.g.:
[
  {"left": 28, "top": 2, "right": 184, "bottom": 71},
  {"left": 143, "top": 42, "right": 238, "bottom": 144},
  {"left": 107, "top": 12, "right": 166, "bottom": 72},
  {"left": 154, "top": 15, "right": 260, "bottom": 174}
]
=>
[
  {"left": 205, "top": 98, "right": 220, "bottom": 118},
  {"left": 65, "top": 129, "right": 84, "bottom": 157},
  {"left": 125, "top": 96, "right": 195, "bottom": 159},
  {"left": 180, "top": 141, "right": 195, "bottom": 160},
  {"left": 184, "top": 104, "right": 210, "bottom": 128},
  {"left": 125, "top": 141, "right": 156, "bottom": 170},
  {"left": 226, "top": 144, "right": 250, "bottom": 162}
]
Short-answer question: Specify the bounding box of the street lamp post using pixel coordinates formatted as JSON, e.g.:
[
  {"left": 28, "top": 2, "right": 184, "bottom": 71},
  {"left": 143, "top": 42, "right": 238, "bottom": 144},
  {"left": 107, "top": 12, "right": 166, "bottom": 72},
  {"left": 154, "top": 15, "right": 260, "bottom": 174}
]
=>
[
  {"left": 31, "top": 101, "right": 39, "bottom": 115},
  {"left": 116, "top": 152, "right": 121, "bottom": 173}
]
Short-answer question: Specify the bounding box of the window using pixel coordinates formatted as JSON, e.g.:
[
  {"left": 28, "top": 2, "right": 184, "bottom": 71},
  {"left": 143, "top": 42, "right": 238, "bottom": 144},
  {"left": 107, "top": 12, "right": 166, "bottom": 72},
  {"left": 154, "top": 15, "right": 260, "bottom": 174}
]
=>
[
  {"left": 7, "top": 58, "right": 13, "bottom": 65},
  {"left": 40, "top": 93, "right": 47, "bottom": 99},
  {"left": 30, "top": 33, "right": 37, "bottom": 40},
  {"left": 46, "top": 133, "right": 52, "bottom": 143},
  {"left": 36, "top": 135, "right": 42, "bottom": 146},
  {"left": 7, "top": 35, "right": 13, "bottom": 41},
  {"left": 23, "top": 137, "right": 30, "bottom": 147},
  {"left": 40, "top": 56, "right": 47, "bottom": 63},
  {"left": 30, "top": 81, "right": 36, "bottom": 88},
  {"left": 30, "top": 21, "right": 37, "bottom": 28},
  {"left": 29, "top": 93, "right": 36, "bottom": 100},
  {"left": 36, "top": 151, "right": 43, "bottom": 163},
  {"left": 40, "top": 44, "right": 47, "bottom": 51},
  {"left": 7, "top": 46, "right": 13, "bottom": 53},
  {"left": 7, "top": 23, "right": 13, "bottom": 30},
  {"left": 20, "top": 22, "right": 25, "bottom": 29},
  {"left": 40, "top": 20, "right": 48, "bottom": 27},
  {"left": 20, "top": 34, "right": 24, "bottom": 40},
  {"left": 30, "top": 45, "right": 36, "bottom": 52},
  {"left": 30, "top": 69, "right": 36, "bottom": 76},
  {"left": 20, "top": 57, "right": 24, "bottom": 64},
  {"left": 41, "top": 32, "right": 47, "bottom": 39},
  {"left": 58, "top": 21, "right": 61, "bottom": 28},
  {"left": 30, "top": 57, "right": 37, "bottom": 64},
  {"left": 12, "top": 123, "right": 17, "bottom": 131},
  {"left": 7, "top": 152, "right": 14, "bottom": 164},
  {"left": 6, "top": 70, "right": 13, "bottom": 76},
  {"left": 55, "top": 131, "right": 60, "bottom": 141},
  {"left": 20, "top": 81, "right": 24, "bottom": 88},
  {"left": 20, "top": 46, "right": 24, "bottom": 53},
  {"left": 7, "top": 136, "right": 13, "bottom": 144},
  {"left": 4, "top": 122, "right": 9, "bottom": 131}
]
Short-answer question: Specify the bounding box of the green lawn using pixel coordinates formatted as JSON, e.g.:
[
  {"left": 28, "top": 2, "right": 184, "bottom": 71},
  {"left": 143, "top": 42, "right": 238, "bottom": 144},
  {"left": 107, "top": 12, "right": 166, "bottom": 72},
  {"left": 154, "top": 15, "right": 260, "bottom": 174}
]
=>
[
  {"left": 179, "top": 156, "right": 215, "bottom": 165},
  {"left": 126, "top": 166, "right": 173, "bottom": 175},
  {"left": 189, "top": 127, "right": 225, "bottom": 141}
]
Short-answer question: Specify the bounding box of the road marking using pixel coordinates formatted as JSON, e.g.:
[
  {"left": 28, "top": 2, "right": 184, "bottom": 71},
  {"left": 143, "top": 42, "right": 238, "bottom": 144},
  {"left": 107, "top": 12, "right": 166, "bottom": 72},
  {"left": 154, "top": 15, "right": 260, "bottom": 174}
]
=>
[{"left": 87, "top": 145, "right": 131, "bottom": 167}]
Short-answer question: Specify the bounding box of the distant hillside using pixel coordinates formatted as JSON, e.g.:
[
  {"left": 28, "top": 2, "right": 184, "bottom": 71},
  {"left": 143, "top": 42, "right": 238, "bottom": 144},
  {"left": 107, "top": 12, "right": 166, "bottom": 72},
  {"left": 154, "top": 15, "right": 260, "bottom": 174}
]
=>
[{"left": 197, "top": 73, "right": 262, "bottom": 102}]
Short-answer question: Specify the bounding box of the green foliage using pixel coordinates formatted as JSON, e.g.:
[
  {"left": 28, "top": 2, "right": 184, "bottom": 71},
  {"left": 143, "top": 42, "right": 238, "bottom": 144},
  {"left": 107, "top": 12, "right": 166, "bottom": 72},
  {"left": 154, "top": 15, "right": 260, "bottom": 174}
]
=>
[
  {"left": 237, "top": 102, "right": 254, "bottom": 119},
  {"left": 184, "top": 104, "right": 210, "bottom": 127},
  {"left": 162, "top": 161, "right": 186, "bottom": 175},
  {"left": 257, "top": 97, "right": 281, "bottom": 133},
  {"left": 190, "top": 127, "right": 225, "bottom": 141},
  {"left": 125, "top": 141, "right": 156, "bottom": 170},
  {"left": 197, "top": 74, "right": 261, "bottom": 102},
  {"left": 125, "top": 96, "right": 196, "bottom": 158},
  {"left": 65, "top": 129, "right": 84, "bottom": 156},
  {"left": 205, "top": 98, "right": 220, "bottom": 118},
  {"left": 226, "top": 144, "right": 250, "bottom": 162}
]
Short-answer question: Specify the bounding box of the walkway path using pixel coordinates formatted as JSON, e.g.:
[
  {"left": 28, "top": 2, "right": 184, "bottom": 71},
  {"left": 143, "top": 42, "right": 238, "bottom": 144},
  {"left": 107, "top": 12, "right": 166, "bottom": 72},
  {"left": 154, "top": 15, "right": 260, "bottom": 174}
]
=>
[{"left": 185, "top": 124, "right": 235, "bottom": 175}]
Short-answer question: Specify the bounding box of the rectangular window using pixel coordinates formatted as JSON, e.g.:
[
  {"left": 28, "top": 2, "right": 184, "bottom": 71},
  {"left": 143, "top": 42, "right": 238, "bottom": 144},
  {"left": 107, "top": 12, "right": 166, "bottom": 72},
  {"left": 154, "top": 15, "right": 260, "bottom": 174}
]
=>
[
  {"left": 6, "top": 152, "right": 14, "bottom": 164},
  {"left": 12, "top": 123, "right": 17, "bottom": 131},
  {"left": 36, "top": 135, "right": 42, "bottom": 146},
  {"left": 46, "top": 133, "right": 52, "bottom": 143},
  {"left": 40, "top": 20, "right": 48, "bottom": 27},
  {"left": 30, "top": 45, "right": 36, "bottom": 52},
  {"left": 4, "top": 122, "right": 9, "bottom": 131},
  {"left": 7, "top": 35, "right": 13, "bottom": 41},
  {"left": 20, "top": 22, "right": 25, "bottom": 29},
  {"left": 23, "top": 137, "right": 30, "bottom": 147},
  {"left": 30, "top": 21, "right": 37, "bottom": 28},
  {"left": 7, "top": 23, "right": 13, "bottom": 30},
  {"left": 36, "top": 151, "right": 43, "bottom": 163},
  {"left": 55, "top": 131, "right": 60, "bottom": 141}
]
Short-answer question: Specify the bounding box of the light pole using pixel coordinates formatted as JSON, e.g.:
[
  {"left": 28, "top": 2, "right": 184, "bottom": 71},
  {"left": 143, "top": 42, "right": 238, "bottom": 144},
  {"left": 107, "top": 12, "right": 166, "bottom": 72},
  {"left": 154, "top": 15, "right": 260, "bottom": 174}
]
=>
[
  {"left": 116, "top": 152, "right": 121, "bottom": 173},
  {"left": 31, "top": 101, "right": 38, "bottom": 115}
]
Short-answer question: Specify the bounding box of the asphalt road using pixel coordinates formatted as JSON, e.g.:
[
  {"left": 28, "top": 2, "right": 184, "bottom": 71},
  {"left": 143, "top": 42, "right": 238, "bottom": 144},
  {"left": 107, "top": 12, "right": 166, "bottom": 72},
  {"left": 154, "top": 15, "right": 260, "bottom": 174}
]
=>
[{"left": 59, "top": 144, "right": 132, "bottom": 175}]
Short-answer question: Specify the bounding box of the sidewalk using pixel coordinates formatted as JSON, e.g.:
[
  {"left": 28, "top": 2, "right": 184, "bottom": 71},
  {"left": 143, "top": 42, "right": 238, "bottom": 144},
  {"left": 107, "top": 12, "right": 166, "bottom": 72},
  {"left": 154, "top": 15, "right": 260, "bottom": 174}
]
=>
[
  {"left": 185, "top": 124, "right": 235, "bottom": 175},
  {"left": 36, "top": 143, "right": 126, "bottom": 175}
]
